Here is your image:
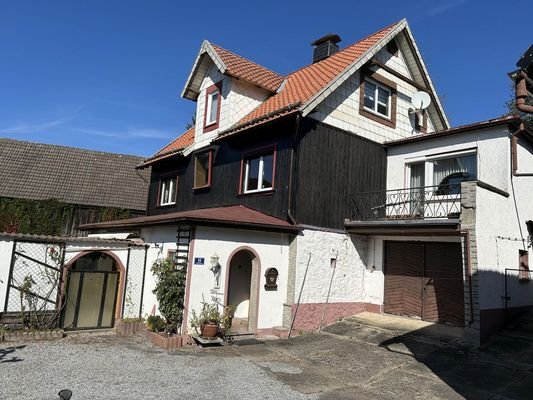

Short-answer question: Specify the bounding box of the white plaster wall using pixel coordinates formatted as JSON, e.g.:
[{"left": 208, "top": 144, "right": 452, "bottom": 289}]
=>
[
  {"left": 516, "top": 136, "right": 533, "bottom": 173},
  {"left": 0, "top": 239, "right": 13, "bottom": 310},
  {"left": 140, "top": 225, "right": 180, "bottom": 316},
  {"left": 310, "top": 47, "right": 438, "bottom": 144},
  {"left": 293, "top": 229, "right": 382, "bottom": 306},
  {"left": 386, "top": 126, "right": 510, "bottom": 192},
  {"left": 187, "top": 226, "right": 289, "bottom": 330},
  {"left": 476, "top": 176, "right": 533, "bottom": 310},
  {"left": 193, "top": 62, "right": 270, "bottom": 151}
]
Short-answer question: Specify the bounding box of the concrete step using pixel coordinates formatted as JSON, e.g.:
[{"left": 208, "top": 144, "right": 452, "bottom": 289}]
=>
[{"left": 272, "top": 326, "right": 289, "bottom": 339}]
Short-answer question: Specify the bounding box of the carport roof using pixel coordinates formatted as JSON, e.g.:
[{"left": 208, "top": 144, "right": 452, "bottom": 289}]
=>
[{"left": 80, "top": 205, "right": 300, "bottom": 233}]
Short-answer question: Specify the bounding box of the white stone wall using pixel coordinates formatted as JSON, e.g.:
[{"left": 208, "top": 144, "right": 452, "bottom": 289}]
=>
[
  {"left": 187, "top": 226, "right": 289, "bottom": 330},
  {"left": 309, "top": 47, "right": 437, "bottom": 144},
  {"left": 293, "top": 229, "right": 382, "bottom": 306},
  {"left": 386, "top": 126, "right": 510, "bottom": 192}
]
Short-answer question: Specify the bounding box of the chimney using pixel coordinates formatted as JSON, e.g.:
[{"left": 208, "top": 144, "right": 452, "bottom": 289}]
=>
[{"left": 311, "top": 34, "right": 342, "bottom": 63}]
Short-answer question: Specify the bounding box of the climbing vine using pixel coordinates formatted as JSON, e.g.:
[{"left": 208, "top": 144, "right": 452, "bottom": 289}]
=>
[{"left": 0, "top": 197, "right": 133, "bottom": 236}]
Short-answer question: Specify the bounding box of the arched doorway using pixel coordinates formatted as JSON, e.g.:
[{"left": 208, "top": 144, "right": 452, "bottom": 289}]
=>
[
  {"left": 61, "top": 252, "right": 121, "bottom": 330},
  {"left": 226, "top": 248, "right": 260, "bottom": 333}
]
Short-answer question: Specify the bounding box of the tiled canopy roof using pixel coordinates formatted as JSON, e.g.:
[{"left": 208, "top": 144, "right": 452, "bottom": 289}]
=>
[
  {"left": 210, "top": 44, "right": 284, "bottom": 93},
  {"left": 0, "top": 138, "right": 150, "bottom": 210},
  {"left": 81, "top": 205, "right": 300, "bottom": 233},
  {"left": 137, "top": 126, "right": 195, "bottom": 168}
]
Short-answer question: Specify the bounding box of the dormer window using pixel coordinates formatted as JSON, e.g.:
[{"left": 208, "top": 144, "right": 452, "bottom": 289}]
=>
[
  {"left": 359, "top": 72, "right": 397, "bottom": 128},
  {"left": 203, "top": 82, "right": 222, "bottom": 132}
]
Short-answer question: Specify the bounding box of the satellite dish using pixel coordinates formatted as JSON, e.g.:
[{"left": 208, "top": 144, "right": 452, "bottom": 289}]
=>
[{"left": 410, "top": 91, "right": 431, "bottom": 111}]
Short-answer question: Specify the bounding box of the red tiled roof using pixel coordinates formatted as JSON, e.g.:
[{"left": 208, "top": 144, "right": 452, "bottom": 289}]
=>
[
  {"left": 222, "top": 21, "right": 399, "bottom": 136},
  {"left": 137, "top": 126, "right": 195, "bottom": 168},
  {"left": 80, "top": 205, "right": 300, "bottom": 232},
  {"left": 210, "top": 44, "right": 284, "bottom": 93}
]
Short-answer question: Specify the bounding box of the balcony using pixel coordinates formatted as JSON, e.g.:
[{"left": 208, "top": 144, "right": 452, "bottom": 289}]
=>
[{"left": 346, "top": 184, "right": 462, "bottom": 235}]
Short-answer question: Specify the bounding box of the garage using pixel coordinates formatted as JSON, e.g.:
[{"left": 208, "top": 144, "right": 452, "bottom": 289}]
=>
[{"left": 384, "top": 241, "right": 465, "bottom": 326}]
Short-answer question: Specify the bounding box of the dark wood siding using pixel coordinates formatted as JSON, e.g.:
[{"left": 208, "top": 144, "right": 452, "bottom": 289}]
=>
[
  {"left": 292, "top": 119, "right": 387, "bottom": 229},
  {"left": 146, "top": 118, "right": 295, "bottom": 220}
]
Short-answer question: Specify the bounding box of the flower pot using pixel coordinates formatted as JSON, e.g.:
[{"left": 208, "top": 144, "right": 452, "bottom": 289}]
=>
[{"left": 200, "top": 323, "right": 218, "bottom": 338}]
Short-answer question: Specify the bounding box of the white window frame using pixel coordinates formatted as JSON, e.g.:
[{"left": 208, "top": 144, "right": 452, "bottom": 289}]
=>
[
  {"left": 405, "top": 149, "right": 478, "bottom": 189},
  {"left": 363, "top": 78, "right": 391, "bottom": 119},
  {"left": 243, "top": 153, "right": 274, "bottom": 194},
  {"left": 205, "top": 90, "right": 219, "bottom": 126},
  {"left": 159, "top": 177, "right": 177, "bottom": 206}
]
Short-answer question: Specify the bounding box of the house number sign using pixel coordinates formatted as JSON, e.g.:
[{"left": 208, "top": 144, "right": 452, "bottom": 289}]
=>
[{"left": 194, "top": 257, "right": 205, "bottom": 265}]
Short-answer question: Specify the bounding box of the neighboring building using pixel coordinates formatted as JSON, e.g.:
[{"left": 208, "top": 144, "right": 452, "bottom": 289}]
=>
[
  {"left": 83, "top": 19, "right": 469, "bottom": 339},
  {"left": 0, "top": 138, "right": 150, "bottom": 236},
  {"left": 345, "top": 115, "right": 533, "bottom": 344}
]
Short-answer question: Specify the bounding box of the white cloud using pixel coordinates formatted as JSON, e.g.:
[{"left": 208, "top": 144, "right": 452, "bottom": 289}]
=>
[
  {"left": 74, "top": 127, "right": 175, "bottom": 140},
  {"left": 0, "top": 118, "right": 69, "bottom": 134},
  {"left": 427, "top": 0, "right": 468, "bottom": 16}
]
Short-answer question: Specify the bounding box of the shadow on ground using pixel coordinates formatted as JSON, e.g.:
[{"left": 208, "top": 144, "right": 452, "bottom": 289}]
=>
[{"left": 0, "top": 344, "right": 25, "bottom": 363}]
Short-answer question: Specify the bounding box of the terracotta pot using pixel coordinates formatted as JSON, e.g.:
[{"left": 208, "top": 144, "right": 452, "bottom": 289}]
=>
[{"left": 200, "top": 323, "right": 218, "bottom": 338}]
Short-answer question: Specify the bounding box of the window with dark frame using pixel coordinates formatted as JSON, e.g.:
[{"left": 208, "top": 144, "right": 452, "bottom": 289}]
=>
[
  {"left": 242, "top": 150, "right": 275, "bottom": 194},
  {"left": 519, "top": 250, "right": 530, "bottom": 282},
  {"left": 194, "top": 151, "right": 212, "bottom": 189},
  {"left": 363, "top": 78, "right": 391, "bottom": 118},
  {"left": 159, "top": 177, "right": 177, "bottom": 206}
]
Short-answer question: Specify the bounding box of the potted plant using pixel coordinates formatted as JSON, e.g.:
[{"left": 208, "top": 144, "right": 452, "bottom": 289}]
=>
[{"left": 190, "top": 302, "right": 223, "bottom": 339}]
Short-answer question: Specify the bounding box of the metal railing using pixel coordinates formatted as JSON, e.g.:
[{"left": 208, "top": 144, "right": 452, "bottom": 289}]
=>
[{"left": 350, "top": 184, "right": 461, "bottom": 221}]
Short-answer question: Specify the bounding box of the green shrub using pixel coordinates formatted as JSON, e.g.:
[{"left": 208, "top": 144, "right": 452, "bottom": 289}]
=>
[{"left": 146, "top": 315, "right": 166, "bottom": 332}]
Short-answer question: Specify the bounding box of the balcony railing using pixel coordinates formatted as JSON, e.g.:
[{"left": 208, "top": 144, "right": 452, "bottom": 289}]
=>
[{"left": 350, "top": 184, "right": 461, "bottom": 221}]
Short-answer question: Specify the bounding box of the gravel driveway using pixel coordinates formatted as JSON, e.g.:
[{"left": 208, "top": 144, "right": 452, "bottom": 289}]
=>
[{"left": 0, "top": 334, "right": 316, "bottom": 400}]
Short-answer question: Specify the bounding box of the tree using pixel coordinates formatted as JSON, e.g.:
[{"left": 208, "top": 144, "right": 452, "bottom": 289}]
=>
[
  {"left": 505, "top": 83, "right": 533, "bottom": 131},
  {"left": 185, "top": 114, "right": 196, "bottom": 130}
]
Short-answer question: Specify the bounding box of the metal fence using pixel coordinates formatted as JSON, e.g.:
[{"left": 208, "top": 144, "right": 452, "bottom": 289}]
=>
[{"left": 350, "top": 184, "right": 461, "bottom": 221}]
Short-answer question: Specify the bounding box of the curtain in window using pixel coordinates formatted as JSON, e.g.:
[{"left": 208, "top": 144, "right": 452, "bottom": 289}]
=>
[{"left": 433, "top": 154, "right": 476, "bottom": 186}]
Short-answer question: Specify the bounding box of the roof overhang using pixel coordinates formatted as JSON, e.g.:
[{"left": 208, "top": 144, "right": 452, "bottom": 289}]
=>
[
  {"left": 81, "top": 205, "right": 301, "bottom": 234},
  {"left": 344, "top": 218, "right": 461, "bottom": 235}
]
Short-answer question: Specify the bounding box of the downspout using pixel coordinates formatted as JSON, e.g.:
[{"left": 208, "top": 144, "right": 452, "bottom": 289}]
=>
[
  {"left": 461, "top": 231, "right": 474, "bottom": 325},
  {"left": 511, "top": 123, "right": 533, "bottom": 176},
  {"left": 287, "top": 113, "right": 302, "bottom": 225},
  {"left": 515, "top": 71, "right": 533, "bottom": 114}
]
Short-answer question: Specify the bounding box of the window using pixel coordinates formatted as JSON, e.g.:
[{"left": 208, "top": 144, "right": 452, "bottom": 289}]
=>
[
  {"left": 159, "top": 177, "right": 177, "bottom": 206},
  {"left": 433, "top": 154, "right": 477, "bottom": 195},
  {"left": 194, "top": 151, "right": 212, "bottom": 189},
  {"left": 363, "top": 79, "right": 391, "bottom": 118},
  {"left": 242, "top": 150, "right": 275, "bottom": 194},
  {"left": 519, "top": 250, "right": 530, "bottom": 282},
  {"left": 167, "top": 249, "right": 176, "bottom": 268},
  {"left": 203, "top": 82, "right": 222, "bottom": 132},
  {"left": 359, "top": 72, "right": 397, "bottom": 128}
]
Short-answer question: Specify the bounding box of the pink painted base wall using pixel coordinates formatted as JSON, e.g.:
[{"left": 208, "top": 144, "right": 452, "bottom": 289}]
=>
[{"left": 291, "top": 302, "right": 381, "bottom": 332}]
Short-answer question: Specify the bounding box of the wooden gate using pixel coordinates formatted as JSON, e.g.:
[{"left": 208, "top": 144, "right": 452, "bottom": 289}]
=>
[{"left": 384, "top": 241, "right": 465, "bottom": 326}]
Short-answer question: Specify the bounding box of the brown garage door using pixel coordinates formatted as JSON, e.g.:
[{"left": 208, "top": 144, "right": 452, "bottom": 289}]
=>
[{"left": 384, "top": 241, "right": 465, "bottom": 326}]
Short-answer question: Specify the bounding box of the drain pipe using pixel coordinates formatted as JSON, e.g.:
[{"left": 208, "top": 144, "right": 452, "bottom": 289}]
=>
[{"left": 514, "top": 71, "right": 533, "bottom": 114}]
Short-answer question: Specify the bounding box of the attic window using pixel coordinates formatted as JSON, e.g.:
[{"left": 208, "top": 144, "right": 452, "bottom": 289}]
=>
[
  {"left": 359, "top": 72, "right": 397, "bottom": 129},
  {"left": 387, "top": 40, "right": 399, "bottom": 56},
  {"left": 203, "top": 82, "right": 222, "bottom": 132}
]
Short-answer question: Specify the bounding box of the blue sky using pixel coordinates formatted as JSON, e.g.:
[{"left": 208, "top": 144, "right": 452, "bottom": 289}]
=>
[{"left": 0, "top": 0, "right": 531, "bottom": 157}]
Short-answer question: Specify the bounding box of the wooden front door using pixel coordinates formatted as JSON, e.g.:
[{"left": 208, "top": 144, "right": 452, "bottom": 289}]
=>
[{"left": 384, "top": 241, "right": 465, "bottom": 326}]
